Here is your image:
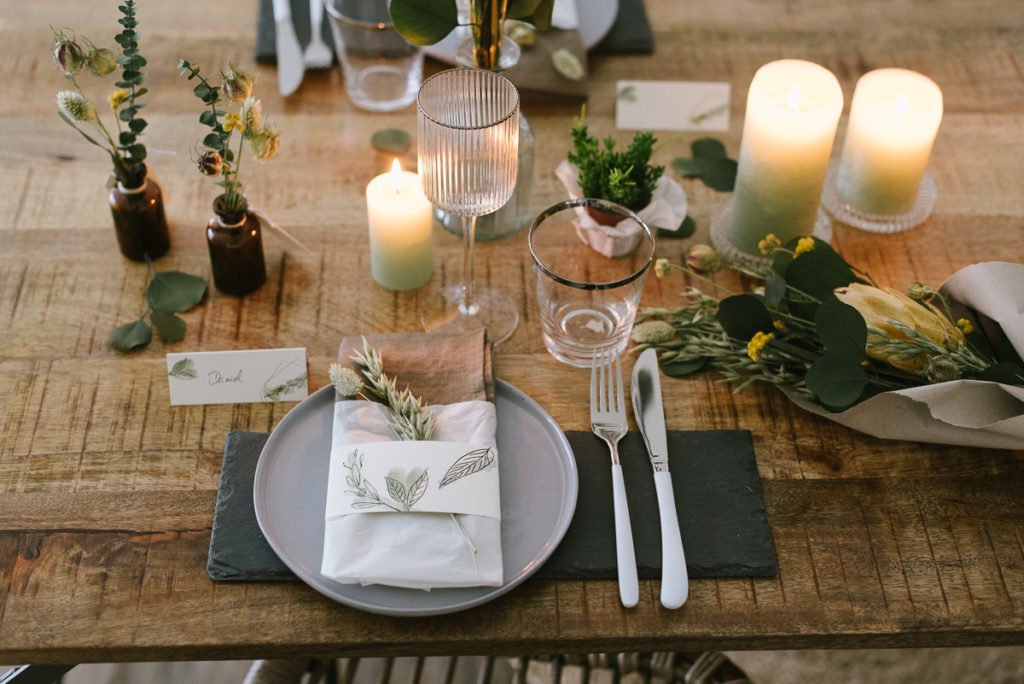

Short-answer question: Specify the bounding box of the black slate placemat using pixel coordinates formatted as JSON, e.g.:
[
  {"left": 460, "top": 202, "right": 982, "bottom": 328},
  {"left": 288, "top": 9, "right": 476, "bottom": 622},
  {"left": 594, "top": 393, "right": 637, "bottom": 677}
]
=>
[
  {"left": 208, "top": 429, "right": 776, "bottom": 581},
  {"left": 255, "top": 0, "right": 654, "bottom": 64}
]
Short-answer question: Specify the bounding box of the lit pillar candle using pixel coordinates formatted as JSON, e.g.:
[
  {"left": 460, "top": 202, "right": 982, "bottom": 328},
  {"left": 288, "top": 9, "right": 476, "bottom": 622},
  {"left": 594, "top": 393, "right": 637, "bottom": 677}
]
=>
[
  {"left": 836, "top": 68, "right": 943, "bottom": 215},
  {"left": 729, "top": 59, "right": 844, "bottom": 254},
  {"left": 366, "top": 159, "right": 434, "bottom": 291}
]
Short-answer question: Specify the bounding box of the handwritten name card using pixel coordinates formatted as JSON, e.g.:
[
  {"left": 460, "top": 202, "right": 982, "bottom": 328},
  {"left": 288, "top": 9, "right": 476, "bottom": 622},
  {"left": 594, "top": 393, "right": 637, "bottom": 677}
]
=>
[
  {"left": 166, "top": 348, "right": 308, "bottom": 406},
  {"left": 616, "top": 80, "right": 731, "bottom": 132}
]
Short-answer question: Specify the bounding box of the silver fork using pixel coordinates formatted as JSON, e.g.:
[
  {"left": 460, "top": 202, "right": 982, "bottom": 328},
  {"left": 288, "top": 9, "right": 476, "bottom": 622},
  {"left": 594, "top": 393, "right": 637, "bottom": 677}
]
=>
[
  {"left": 304, "top": 0, "right": 334, "bottom": 68},
  {"left": 590, "top": 349, "right": 639, "bottom": 608}
]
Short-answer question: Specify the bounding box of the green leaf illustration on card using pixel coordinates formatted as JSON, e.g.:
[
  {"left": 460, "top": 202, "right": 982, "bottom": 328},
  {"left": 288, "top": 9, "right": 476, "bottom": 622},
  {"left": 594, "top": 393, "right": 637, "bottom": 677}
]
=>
[
  {"left": 168, "top": 357, "right": 197, "bottom": 380},
  {"left": 440, "top": 448, "right": 495, "bottom": 488},
  {"left": 262, "top": 373, "right": 306, "bottom": 402}
]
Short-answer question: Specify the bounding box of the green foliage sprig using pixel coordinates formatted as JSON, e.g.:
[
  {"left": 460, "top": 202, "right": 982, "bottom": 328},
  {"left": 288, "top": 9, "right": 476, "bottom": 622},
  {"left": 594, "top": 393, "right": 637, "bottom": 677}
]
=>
[
  {"left": 52, "top": 0, "right": 150, "bottom": 187},
  {"left": 389, "top": 0, "right": 554, "bottom": 48},
  {"left": 177, "top": 59, "right": 280, "bottom": 215},
  {"left": 635, "top": 237, "right": 1022, "bottom": 411},
  {"left": 110, "top": 261, "right": 207, "bottom": 352},
  {"left": 329, "top": 339, "right": 437, "bottom": 441},
  {"left": 567, "top": 108, "right": 664, "bottom": 211}
]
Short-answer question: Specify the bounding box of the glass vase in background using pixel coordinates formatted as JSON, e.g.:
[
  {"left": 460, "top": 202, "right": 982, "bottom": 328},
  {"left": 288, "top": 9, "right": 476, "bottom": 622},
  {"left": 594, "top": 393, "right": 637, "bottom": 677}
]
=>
[
  {"left": 207, "top": 195, "right": 267, "bottom": 296},
  {"left": 435, "top": 0, "right": 535, "bottom": 242},
  {"left": 108, "top": 164, "right": 171, "bottom": 262}
]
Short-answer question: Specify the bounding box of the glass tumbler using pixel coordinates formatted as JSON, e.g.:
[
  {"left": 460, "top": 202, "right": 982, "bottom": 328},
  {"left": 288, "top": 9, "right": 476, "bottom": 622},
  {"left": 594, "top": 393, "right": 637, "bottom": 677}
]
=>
[
  {"left": 324, "top": 0, "right": 423, "bottom": 112},
  {"left": 529, "top": 199, "right": 655, "bottom": 367}
]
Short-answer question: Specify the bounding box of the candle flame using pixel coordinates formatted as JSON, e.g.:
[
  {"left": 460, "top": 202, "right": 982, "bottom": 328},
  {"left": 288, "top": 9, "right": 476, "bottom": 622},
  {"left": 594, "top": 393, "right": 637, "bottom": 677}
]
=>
[
  {"left": 893, "top": 91, "right": 909, "bottom": 120},
  {"left": 390, "top": 158, "right": 402, "bottom": 193},
  {"left": 786, "top": 83, "right": 801, "bottom": 112}
]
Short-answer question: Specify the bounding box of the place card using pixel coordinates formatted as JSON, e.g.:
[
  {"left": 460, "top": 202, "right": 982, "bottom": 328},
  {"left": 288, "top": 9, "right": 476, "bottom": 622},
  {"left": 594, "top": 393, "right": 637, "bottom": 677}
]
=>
[
  {"left": 166, "top": 348, "right": 308, "bottom": 406},
  {"left": 616, "top": 80, "right": 731, "bottom": 132}
]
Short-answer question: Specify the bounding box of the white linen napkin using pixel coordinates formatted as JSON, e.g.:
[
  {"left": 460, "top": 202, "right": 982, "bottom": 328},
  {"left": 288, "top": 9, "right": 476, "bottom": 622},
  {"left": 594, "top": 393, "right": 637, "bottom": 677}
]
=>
[{"left": 320, "top": 333, "right": 503, "bottom": 590}]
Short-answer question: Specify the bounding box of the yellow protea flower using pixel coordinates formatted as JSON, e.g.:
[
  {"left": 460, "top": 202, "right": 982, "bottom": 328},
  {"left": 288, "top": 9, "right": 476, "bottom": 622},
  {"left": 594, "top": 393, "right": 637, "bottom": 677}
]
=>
[
  {"left": 108, "top": 89, "right": 130, "bottom": 110},
  {"left": 793, "top": 237, "right": 815, "bottom": 258},
  {"left": 957, "top": 318, "right": 975, "bottom": 335},
  {"left": 223, "top": 112, "right": 244, "bottom": 133},
  {"left": 757, "top": 233, "right": 781, "bottom": 256},
  {"left": 834, "top": 283, "right": 965, "bottom": 373},
  {"left": 746, "top": 331, "right": 774, "bottom": 362}
]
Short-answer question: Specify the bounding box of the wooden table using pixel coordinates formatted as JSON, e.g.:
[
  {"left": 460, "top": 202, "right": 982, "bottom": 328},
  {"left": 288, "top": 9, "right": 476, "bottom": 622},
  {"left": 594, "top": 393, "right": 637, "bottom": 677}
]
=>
[{"left": 1, "top": 0, "right": 1023, "bottom": 667}]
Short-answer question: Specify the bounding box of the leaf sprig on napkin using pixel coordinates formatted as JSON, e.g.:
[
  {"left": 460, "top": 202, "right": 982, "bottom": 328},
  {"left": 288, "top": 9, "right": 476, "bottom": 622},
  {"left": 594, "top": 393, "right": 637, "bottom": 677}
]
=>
[{"left": 329, "top": 339, "right": 437, "bottom": 441}]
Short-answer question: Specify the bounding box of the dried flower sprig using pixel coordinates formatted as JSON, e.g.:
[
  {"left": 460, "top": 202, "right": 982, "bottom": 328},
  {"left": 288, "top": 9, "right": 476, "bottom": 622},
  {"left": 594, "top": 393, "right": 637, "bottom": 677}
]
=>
[
  {"left": 177, "top": 59, "right": 280, "bottom": 215},
  {"left": 333, "top": 338, "right": 437, "bottom": 441},
  {"left": 51, "top": 0, "right": 151, "bottom": 188}
]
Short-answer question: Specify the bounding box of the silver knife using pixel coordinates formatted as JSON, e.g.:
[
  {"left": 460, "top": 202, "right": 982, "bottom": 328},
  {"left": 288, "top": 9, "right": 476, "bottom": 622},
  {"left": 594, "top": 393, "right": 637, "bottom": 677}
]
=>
[
  {"left": 271, "top": 0, "right": 305, "bottom": 96},
  {"left": 631, "top": 348, "right": 689, "bottom": 609}
]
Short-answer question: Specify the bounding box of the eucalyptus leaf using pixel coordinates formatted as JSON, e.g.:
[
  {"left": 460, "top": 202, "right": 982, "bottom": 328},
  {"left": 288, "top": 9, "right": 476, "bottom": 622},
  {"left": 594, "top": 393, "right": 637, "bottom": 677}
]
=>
[
  {"left": 150, "top": 309, "right": 186, "bottom": 343},
  {"left": 110, "top": 317, "right": 153, "bottom": 352},
  {"left": 389, "top": 0, "right": 459, "bottom": 46},
  {"left": 660, "top": 358, "right": 707, "bottom": 377},
  {"left": 717, "top": 294, "right": 774, "bottom": 341},
  {"left": 371, "top": 128, "right": 412, "bottom": 154},
  {"left": 977, "top": 362, "right": 1024, "bottom": 385},
  {"left": 147, "top": 271, "right": 207, "bottom": 313},
  {"left": 691, "top": 138, "right": 727, "bottom": 160},
  {"left": 784, "top": 238, "right": 859, "bottom": 312},
  {"left": 507, "top": 0, "right": 543, "bottom": 17},
  {"left": 815, "top": 299, "right": 867, "bottom": 362},
  {"left": 805, "top": 357, "right": 868, "bottom": 409},
  {"left": 524, "top": 0, "right": 555, "bottom": 30},
  {"left": 657, "top": 215, "right": 696, "bottom": 239},
  {"left": 552, "top": 48, "right": 584, "bottom": 81},
  {"left": 670, "top": 150, "right": 736, "bottom": 192}
]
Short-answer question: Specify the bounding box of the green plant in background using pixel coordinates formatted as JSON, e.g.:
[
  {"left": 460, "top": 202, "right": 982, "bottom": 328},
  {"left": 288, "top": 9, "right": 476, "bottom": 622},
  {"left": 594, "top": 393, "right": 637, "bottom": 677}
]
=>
[
  {"left": 567, "top": 109, "right": 664, "bottom": 211},
  {"left": 389, "top": 0, "right": 554, "bottom": 57},
  {"left": 51, "top": 0, "right": 151, "bottom": 188},
  {"left": 177, "top": 60, "right": 281, "bottom": 215}
]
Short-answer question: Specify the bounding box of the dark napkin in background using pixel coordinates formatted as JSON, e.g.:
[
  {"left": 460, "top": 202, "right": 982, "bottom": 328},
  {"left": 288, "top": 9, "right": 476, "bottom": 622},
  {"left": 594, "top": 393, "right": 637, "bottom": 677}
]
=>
[
  {"left": 255, "top": 0, "right": 653, "bottom": 64},
  {"left": 208, "top": 429, "right": 775, "bottom": 581}
]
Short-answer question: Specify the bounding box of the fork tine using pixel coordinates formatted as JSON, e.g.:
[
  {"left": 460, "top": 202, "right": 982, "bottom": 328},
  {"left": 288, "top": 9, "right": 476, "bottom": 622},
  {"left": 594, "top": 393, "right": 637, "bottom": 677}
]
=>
[
  {"left": 599, "top": 350, "right": 608, "bottom": 413},
  {"left": 614, "top": 352, "right": 624, "bottom": 414},
  {"left": 590, "top": 350, "right": 598, "bottom": 416}
]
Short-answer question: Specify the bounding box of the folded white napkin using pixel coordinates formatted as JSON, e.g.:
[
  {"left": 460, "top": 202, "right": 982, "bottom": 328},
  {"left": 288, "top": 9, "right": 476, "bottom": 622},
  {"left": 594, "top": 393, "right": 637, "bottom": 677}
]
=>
[
  {"left": 555, "top": 160, "right": 688, "bottom": 257},
  {"left": 552, "top": 0, "right": 580, "bottom": 30},
  {"left": 320, "top": 398, "right": 503, "bottom": 590}
]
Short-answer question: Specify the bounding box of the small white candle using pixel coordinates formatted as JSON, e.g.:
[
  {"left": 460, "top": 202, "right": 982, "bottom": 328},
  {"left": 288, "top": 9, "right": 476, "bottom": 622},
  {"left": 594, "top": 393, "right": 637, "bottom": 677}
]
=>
[
  {"left": 836, "top": 68, "right": 943, "bottom": 215},
  {"left": 366, "top": 159, "right": 434, "bottom": 291},
  {"left": 729, "top": 59, "right": 844, "bottom": 254}
]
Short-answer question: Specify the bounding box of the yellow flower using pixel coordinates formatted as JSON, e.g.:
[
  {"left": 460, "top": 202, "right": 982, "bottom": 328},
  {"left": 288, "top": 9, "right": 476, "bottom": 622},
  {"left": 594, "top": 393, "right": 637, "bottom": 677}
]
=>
[
  {"left": 957, "top": 318, "right": 974, "bottom": 335},
  {"left": 834, "top": 283, "right": 965, "bottom": 373},
  {"left": 773, "top": 320, "right": 787, "bottom": 334},
  {"left": 757, "top": 233, "right": 781, "bottom": 256},
  {"left": 793, "top": 237, "right": 815, "bottom": 258},
  {"left": 746, "top": 331, "right": 774, "bottom": 362},
  {"left": 654, "top": 258, "right": 673, "bottom": 279},
  {"left": 108, "top": 90, "right": 130, "bottom": 110},
  {"left": 223, "top": 112, "right": 244, "bottom": 133}
]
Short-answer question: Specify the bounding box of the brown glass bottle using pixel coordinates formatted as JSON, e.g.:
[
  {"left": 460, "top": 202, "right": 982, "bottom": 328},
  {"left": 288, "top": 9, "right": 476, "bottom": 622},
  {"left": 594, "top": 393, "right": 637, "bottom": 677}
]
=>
[
  {"left": 108, "top": 166, "right": 171, "bottom": 261},
  {"left": 207, "top": 196, "right": 267, "bottom": 296}
]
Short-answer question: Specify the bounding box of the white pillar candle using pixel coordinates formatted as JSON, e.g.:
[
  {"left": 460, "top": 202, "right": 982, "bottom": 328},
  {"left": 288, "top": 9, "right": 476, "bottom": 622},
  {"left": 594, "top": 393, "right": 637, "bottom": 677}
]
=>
[
  {"left": 836, "top": 68, "right": 943, "bottom": 216},
  {"left": 729, "top": 59, "right": 844, "bottom": 254},
  {"left": 366, "top": 159, "right": 434, "bottom": 291}
]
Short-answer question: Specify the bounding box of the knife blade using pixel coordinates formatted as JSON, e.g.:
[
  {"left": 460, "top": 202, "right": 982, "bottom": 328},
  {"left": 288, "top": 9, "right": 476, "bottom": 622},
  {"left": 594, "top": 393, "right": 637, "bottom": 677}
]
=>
[
  {"left": 631, "top": 348, "right": 689, "bottom": 609},
  {"left": 271, "top": 0, "right": 305, "bottom": 97}
]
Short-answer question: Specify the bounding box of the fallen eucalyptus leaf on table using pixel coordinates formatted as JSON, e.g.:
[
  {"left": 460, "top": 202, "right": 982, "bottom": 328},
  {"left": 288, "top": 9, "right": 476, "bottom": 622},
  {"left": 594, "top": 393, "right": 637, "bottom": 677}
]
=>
[
  {"left": 147, "top": 271, "right": 208, "bottom": 313},
  {"left": 671, "top": 137, "right": 737, "bottom": 192},
  {"left": 110, "top": 317, "right": 153, "bottom": 352},
  {"left": 371, "top": 128, "right": 412, "bottom": 155},
  {"left": 110, "top": 264, "right": 207, "bottom": 353}
]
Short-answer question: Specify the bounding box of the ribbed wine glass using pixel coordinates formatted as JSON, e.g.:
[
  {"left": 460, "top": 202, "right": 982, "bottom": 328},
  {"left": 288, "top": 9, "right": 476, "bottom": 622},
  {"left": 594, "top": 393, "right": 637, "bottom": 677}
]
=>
[{"left": 416, "top": 68, "right": 520, "bottom": 343}]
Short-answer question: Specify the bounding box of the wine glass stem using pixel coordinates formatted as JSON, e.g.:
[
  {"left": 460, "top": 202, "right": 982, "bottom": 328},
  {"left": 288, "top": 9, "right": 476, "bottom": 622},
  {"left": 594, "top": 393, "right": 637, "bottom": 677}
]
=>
[{"left": 459, "top": 215, "right": 479, "bottom": 316}]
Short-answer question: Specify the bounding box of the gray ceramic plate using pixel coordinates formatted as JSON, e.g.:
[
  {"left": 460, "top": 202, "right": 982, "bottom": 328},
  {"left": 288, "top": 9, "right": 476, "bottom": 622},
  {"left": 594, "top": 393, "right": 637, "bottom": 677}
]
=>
[
  {"left": 422, "top": 0, "right": 619, "bottom": 64},
  {"left": 253, "top": 380, "right": 578, "bottom": 617}
]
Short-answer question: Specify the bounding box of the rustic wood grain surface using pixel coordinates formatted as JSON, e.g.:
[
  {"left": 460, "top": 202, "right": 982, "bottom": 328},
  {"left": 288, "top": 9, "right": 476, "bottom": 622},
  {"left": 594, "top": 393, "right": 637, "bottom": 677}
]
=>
[{"left": 1, "top": 0, "right": 1023, "bottom": 665}]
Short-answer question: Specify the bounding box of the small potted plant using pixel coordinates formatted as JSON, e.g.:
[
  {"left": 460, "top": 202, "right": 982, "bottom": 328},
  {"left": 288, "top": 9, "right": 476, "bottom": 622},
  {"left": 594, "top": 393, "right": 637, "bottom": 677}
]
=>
[
  {"left": 52, "top": 1, "right": 170, "bottom": 262},
  {"left": 178, "top": 60, "right": 281, "bottom": 296},
  {"left": 556, "top": 109, "right": 688, "bottom": 257}
]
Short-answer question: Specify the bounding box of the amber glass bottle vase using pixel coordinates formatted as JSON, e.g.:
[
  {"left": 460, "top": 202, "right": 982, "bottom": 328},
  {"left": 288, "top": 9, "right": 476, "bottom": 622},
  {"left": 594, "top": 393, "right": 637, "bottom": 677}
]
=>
[
  {"left": 108, "top": 165, "right": 171, "bottom": 261},
  {"left": 207, "top": 196, "right": 267, "bottom": 296}
]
